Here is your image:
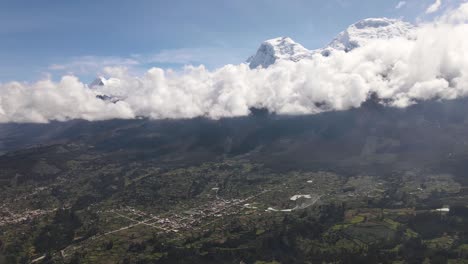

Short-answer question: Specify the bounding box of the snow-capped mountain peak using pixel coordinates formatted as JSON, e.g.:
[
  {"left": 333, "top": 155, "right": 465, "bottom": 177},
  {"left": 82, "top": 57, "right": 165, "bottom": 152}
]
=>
[
  {"left": 326, "top": 18, "right": 415, "bottom": 51},
  {"left": 89, "top": 76, "right": 121, "bottom": 88},
  {"left": 88, "top": 77, "right": 123, "bottom": 103},
  {"left": 247, "top": 18, "right": 415, "bottom": 69},
  {"left": 90, "top": 77, "right": 106, "bottom": 87},
  {"left": 247, "top": 37, "right": 313, "bottom": 69}
]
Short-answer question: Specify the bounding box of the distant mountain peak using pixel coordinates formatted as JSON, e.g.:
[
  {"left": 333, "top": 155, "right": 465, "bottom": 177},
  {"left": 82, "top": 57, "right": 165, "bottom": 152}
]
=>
[
  {"left": 88, "top": 77, "right": 122, "bottom": 103},
  {"left": 248, "top": 18, "right": 415, "bottom": 69},
  {"left": 89, "top": 77, "right": 106, "bottom": 87},
  {"left": 327, "top": 17, "right": 415, "bottom": 51},
  {"left": 89, "top": 76, "right": 121, "bottom": 88},
  {"left": 247, "top": 37, "right": 313, "bottom": 69}
]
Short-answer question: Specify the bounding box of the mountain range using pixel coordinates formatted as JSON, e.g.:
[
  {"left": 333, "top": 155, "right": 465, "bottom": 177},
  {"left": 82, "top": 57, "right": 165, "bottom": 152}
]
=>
[
  {"left": 92, "top": 17, "right": 415, "bottom": 87},
  {"left": 247, "top": 18, "right": 414, "bottom": 69}
]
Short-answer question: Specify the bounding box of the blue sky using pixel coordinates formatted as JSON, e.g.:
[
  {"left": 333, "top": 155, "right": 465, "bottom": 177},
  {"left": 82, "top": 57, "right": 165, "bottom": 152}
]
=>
[{"left": 0, "top": 0, "right": 455, "bottom": 82}]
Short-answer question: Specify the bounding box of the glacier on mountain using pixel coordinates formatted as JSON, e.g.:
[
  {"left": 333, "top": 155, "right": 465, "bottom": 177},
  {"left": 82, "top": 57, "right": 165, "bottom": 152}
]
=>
[
  {"left": 247, "top": 37, "right": 313, "bottom": 69},
  {"left": 327, "top": 18, "right": 415, "bottom": 51},
  {"left": 247, "top": 18, "right": 415, "bottom": 69}
]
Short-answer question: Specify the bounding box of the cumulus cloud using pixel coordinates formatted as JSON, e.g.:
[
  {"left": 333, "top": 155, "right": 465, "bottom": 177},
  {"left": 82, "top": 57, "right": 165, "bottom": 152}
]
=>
[
  {"left": 426, "top": 0, "right": 442, "bottom": 14},
  {"left": 395, "top": 1, "right": 406, "bottom": 9},
  {"left": 1, "top": 3, "right": 468, "bottom": 123},
  {"left": 0, "top": 76, "right": 134, "bottom": 123}
]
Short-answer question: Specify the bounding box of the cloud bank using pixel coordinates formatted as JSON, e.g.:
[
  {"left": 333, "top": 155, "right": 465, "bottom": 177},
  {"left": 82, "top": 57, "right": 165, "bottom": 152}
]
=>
[{"left": 1, "top": 3, "right": 468, "bottom": 123}]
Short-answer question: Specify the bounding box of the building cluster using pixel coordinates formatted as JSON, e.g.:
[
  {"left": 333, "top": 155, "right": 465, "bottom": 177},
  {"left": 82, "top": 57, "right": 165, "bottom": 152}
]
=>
[
  {"left": 103, "top": 191, "right": 267, "bottom": 235},
  {"left": 0, "top": 208, "right": 54, "bottom": 226}
]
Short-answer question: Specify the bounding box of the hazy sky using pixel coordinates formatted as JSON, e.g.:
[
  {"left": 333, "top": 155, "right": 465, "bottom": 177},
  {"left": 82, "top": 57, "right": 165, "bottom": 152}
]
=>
[{"left": 0, "top": 0, "right": 458, "bottom": 82}]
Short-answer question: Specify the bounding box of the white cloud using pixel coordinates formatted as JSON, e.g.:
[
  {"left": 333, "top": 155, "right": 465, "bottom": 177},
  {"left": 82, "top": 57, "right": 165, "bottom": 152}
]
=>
[
  {"left": 395, "top": 1, "right": 406, "bottom": 9},
  {"left": 438, "top": 1, "right": 468, "bottom": 23},
  {"left": 48, "top": 48, "right": 247, "bottom": 78},
  {"left": 0, "top": 76, "right": 134, "bottom": 123},
  {"left": 143, "top": 47, "right": 248, "bottom": 67},
  {"left": 48, "top": 56, "right": 140, "bottom": 76},
  {"left": 1, "top": 3, "right": 468, "bottom": 123},
  {"left": 426, "top": 0, "right": 442, "bottom": 14}
]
